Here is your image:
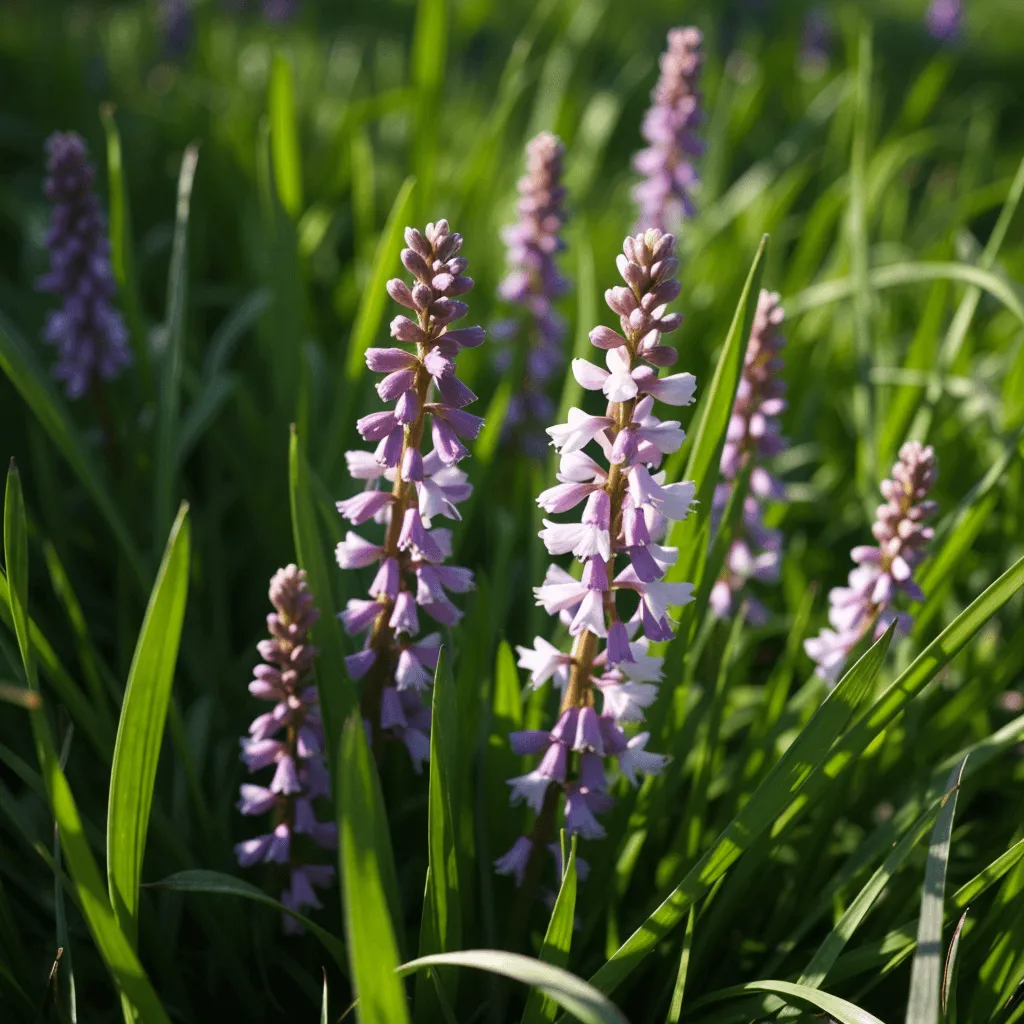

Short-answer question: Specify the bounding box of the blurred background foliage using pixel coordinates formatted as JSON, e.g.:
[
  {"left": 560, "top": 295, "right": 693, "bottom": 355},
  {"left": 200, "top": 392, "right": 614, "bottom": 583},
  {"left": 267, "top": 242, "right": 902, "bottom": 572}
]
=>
[{"left": 2, "top": 0, "right": 1024, "bottom": 1020}]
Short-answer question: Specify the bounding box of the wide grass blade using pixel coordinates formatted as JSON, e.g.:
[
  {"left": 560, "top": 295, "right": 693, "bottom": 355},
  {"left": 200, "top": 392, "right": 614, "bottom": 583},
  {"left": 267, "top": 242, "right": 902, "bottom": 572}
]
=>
[
  {"left": 338, "top": 715, "right": 411, "bottom": 1024},
  {"left": 0, "top": 312, "right": 146, "bottom": 587},
  {"left": 699, "top": 979, "right": 885, "bottom": 1024},
  {"left": 906, "top": 758, "right": 968, "bottom": 1024},
  {"left": 522, "top": 833, "right": 579, "bottom": 1024},
  {"left": 269, "top": 51, "right": 303, "bottom": 219},
  {"left": 147, "top": 870, "right": 345, "bottom": 969},
  {"left": 4, "top": 463, "right": 170, "bottom": 1024},
  {"left": 588, "top": 624, "right": 894, "bottom": 997},
  {"left": 154, "top": 146, "right": 199, "bottom": 548},
  {"left": 416, "top": 647, "right": 462, "bottom": 1019},
  {"left": 106, "top": 503, "right": 191, "bottom": 947},
  {"left": 398, "top": 951, "right": 628, "bottom": 1024}
]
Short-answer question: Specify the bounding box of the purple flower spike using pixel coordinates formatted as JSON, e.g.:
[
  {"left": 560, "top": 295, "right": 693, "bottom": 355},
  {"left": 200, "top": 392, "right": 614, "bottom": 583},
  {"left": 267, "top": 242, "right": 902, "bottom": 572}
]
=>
[
  {"left": 805, "top": 442, "right": 939, "bottom": 686},
  {"left": 710, "top": 290, "right": 788, "bottom": 624},
  {"left": 37, "top": 132, "right": 131, "bottom": 399},
  {"left": 496, "top": 229, "right": 693, "bottom": 889},
  {"left": 926, "top": 0, "right": 962, "bottom": 42},
  {"left": 337, "top": 220, "right": 481, "bottom": 769},
  {"left": 633, "top": 27, "right": 705, "bottom": 233},
  {"left": 235, "top": 566, "right": 335, "bottom": 930},
  {"left": 494, "top": 132, "right": 570, "bottom": 455}
]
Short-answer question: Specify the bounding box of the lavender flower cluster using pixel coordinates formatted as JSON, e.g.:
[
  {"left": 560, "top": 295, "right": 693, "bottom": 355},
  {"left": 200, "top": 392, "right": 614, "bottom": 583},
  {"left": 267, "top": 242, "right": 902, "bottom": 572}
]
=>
[
  {"left": 235, "top": 566, "right": 336, "bottom": 927},
  {"left": 633, "top": 27, "right": 705, "bottom": 234},
  {"left": 805, "top": 442, "right": 938, "bottom": 685},
  {"left": 710, "top": 290, "right": 788, "bottom": 625},
  {"left": 927, "top": 0, "right": 962, "bottom": 41},
  {"left": 495, "top": 228, "right": 697, "bottom": 885},
  {"left": 336, "top": 220, "right": 483, "bottom": 769},
  {"left": 37, "top": 132, "right": 131, "bottom": 399},
  {"left": 495, "top": 131, "right": 570, "bottom": 455}
]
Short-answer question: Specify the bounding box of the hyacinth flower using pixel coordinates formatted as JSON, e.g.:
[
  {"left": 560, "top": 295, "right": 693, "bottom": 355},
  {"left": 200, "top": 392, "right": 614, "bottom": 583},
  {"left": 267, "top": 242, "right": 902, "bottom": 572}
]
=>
[
  {"left": 805, "top": 442, "right": 938, "bottom": 685},
  {"left": 493, "top": 131, "right": 570, "bottom": 455},
  {"left": 37, "top": 132, "right": 131, "bottom": 399},
  {"left": 633, "top": 27, "right": 705, "bottom": 234},
  {"left": 494, "top": 228, "right": 697, "bottom": 887},
  {"left": 709, "top": 290, "right": 788, "bottom": 625},
  {"left": 927, "top": 0, "right": 962, "bottom": 41},
  {"left": 235, "top": 566, "right": 336, "bottom": 928},
  {"left": 336, "top": 220, "right": 483, "bottom": 770}
]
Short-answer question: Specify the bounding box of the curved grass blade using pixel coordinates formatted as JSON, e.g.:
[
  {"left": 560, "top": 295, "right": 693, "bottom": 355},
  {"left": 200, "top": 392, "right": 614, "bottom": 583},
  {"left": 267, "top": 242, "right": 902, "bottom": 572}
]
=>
[
  {"left": 399, "top": 951, "right": 628, "bottom": 1024},
  {"left": 338, "top": 714, "right": 411, "bottom": 1023},
  {"left": 906, "top": 758, "right": 968, "bottom": 1024},
  {"left": 699, "top": 979, "right": 885, "bottom": 1024},
  {"left": 4, "top": 463, "right": 170, "bottom": 1024},
  {"left": 416, "top": 647, "right": 462, "bottom": 1020},
  {"left": 942, "top": 911, "right": 968, "bottom": 1024},
  {"left": 269, "top": 51, "right": 303, "bottom": 219},
  {"left": 0, "top": 313, "right": 146, "bottom": 587},
  {"left": 588, "top": 624, "right": 893, "bottom": 997},
  {"left": 522, "top": 833, "right": 579, "bottom": 1024},
  {"left": 787, "top": 261, "right": 1024, "bottom": 327},
  {"left": 146, "top": 870, "right": 345, "bottom": 968},
  {"left": 107, "top": 503, "right": 191, "bottom": 947}
]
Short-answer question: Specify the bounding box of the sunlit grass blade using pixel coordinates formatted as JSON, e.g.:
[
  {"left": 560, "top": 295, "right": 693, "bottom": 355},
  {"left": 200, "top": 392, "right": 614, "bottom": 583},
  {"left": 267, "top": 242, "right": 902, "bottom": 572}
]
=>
[
  {"left": 338, "top": 714, "right": 411, "bottom": 1024},
  {"left": 696, "top": 979, "right": 885, "bottom": 1024},
  {"left": 416, "top": 647, "right": 462, "bottom": 1021},
  {"left": 411, "top": 0, "right": 446, "bottom": 216},
  {"left": 0, "top": 312, "right": 146, "bottom": 587},
  {"left": 522, "top": 832, "right": 578, "bottom": 1024},
  {"left": 556, "top": 221, "right": 597, "bottom": 427},
  {"left": 906, "top": 757, "right": 967, "bottom": 1024},
  {"left": 99, "top": 103, "right": 149, "bottom": 395},
  {"left": 269, "top": 51, "right": 303, "bottom": 219},
  {"left": 4, "top": 462, "right": 170, "bottom": 1024},
  {"left": 399, "top": 951, "right": 628, "bottom": 1024},
  {"left": 107, "top": 502, "right": 190, "bottom": 947},
  {"left": 146, "top": 870, "right": 345, "bottom": 969},
  {"left": 665, "top": 906, "right": 695, "bottom": 1024},
  {"left": 588, "top": 624, "right": 893, "bottom": 997},
  {"left": 154, "top": 145, "right": 199, "bottom": 548}
]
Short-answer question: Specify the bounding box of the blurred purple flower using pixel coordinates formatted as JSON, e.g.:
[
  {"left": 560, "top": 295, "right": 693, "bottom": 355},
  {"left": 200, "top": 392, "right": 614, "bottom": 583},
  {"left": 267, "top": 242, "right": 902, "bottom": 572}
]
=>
[
  {"left": 496, "top": 229, "right": 697, "bottom": 886},
  {"left": 926, "top": 0, "right": 962, "bottom": 41},
  {"left": 235, "top": 566, "right": 335, "bottom": 930},
  {"left": 37, "top": 132, "right": 131, "bottom": 399},
  {"left": 800, "top": 9, "right": 831, "bottom": 76},
  {"left": 633, "top": 27, "right": 705, "bottom": 233},
  {"left": 710, "top": 290, "right": 788, "bottom": 625},
  {"left": 495, "top": 131, "right": 570, "bottom": 455},
  {"left": 337, "top": 220, "right": 482, "bottom": 770},
  {"left": 805, "top": 442, "right": 939, "bottom": 685},
  {"left": 159, "top": 0, "right": 193, "bottom": 56}
]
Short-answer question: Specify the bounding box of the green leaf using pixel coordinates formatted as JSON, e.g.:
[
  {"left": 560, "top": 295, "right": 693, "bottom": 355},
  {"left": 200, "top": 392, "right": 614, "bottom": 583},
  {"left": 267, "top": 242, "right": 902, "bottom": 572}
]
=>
[
  {"left": 906, "top": 758, "right": 968, "bottom": 1024},
  {"left": 942, "top": 911, "right": 968, "bottom": 1024},
  {"left": 664, "top": 236, "right": 767, "bottom": 620},
  {"left": 411, "top": 0, "right": 447, "bottom": 215},
  {"left": 556, "top": 222, "right": 597, "bottom": 426},
  {"left": 4, "top": 463, "right": 170, "bottom": 1024},
  {"left": 416, "top": 647, "right": 462, "bottom": 1019},
  {"left": 99, "top": 103, "right": 149, "bottom": 394},
  {"left": 522, "top": 833, "right": 578, "bottom": 1024},
  {"left": 146, "top": 870, "right": 345, "bottom": 969},
  {"left": 154, "top": 145, "right": 199, "bottom": 548},
  {"left": 338, "top": 715, "right": 411, "bottom": 1024},
  {"left": 665, "top": 906, "right": 695, "bottom": 1024},
  {"left": 107, "top": 503, "right": 191, "bottom": 948},
  {"left": 269, "top": 51, "right": 303, "bottom": 219},
  {"left": 0, "top": 313, "right": 146, "bottom": 588},
  {"left": 399, "top": 951, "right": 628, "bottom": 1024},
  {"left": 588, "top": 624, "right": 893, "bottom": 997},
  {"left": 700, "top": 979, "right": 886, "bottom": 1024}
]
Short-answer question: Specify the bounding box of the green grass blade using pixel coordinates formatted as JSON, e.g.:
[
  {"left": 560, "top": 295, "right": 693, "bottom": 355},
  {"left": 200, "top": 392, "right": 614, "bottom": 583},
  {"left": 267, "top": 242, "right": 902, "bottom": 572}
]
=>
[
  {"left": 399, "top": 951, "right": 628, "bottom": 1024},
  {"left": 942, "top": 911, "right": 968, "bottom": 1024},
  {"left": 147, "top": 870, "right": 345, "bottom": 968},
  {"left": 701, "top": 979, "right": 886, "bottom": 1024},
  {"left": 106, "top": 502, "right": 191, "bottom": 948},
  {"left": 0, "top": 312, "right": 146, "bottom": 587},
  {"left": 4, "top": 463, "right": 170, "bottom": 1024},
  {"left": 522, "top": 833, "right": 579, "bottom": 1024},
  {"left": 154, "top": 145, "right": 199, "bottom": 548},
  {"left": 556, "top": 222, "right": 596, "bottom": 427},
  {"left": 338, "top": 715, "right": 411, "bottom": 1024},
  {"left": 664, "top": 236, "right": 767, "bottom": 612},
  {"left": 99, "top": 103, "right": 149, "bottom": 395},
  {"left": 416, "top": 647, "right": 462, "bottom": 1019},
  {"left": 665, "top": 906, "right": 695, "bottom": 1024},
  {"left": 269, "top": 51, "right": 303, "bottom": 219},
  {"left": 906, "top": 758, "right": 968, "bottom": 1024},
  {"left": 411, "top": 0, "right": 446, "bottom": 216},
  {"left": 588, "top": 624, "right": 893, "bottom": 997}
]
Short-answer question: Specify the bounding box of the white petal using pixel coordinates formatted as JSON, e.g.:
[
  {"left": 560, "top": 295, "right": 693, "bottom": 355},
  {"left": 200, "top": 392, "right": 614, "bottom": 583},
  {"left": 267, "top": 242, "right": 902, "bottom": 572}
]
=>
[{"left": 572, "top": 359, "right": 609, "bottom": 391}]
